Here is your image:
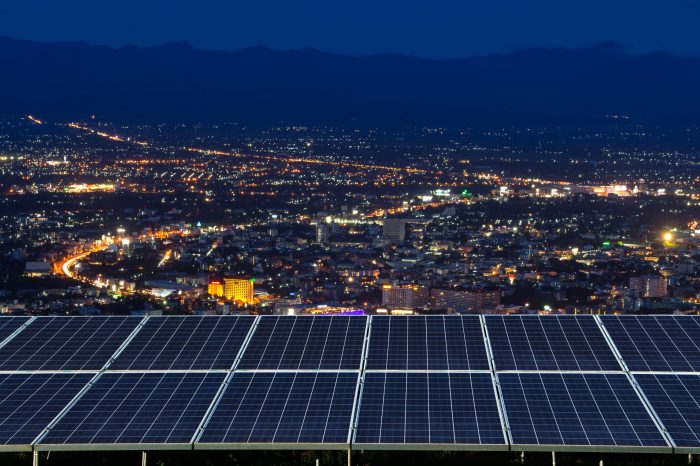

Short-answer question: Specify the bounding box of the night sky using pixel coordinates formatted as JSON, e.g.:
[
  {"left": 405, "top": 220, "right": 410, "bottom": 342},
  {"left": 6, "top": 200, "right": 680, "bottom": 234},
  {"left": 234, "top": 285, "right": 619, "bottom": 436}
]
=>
[{"left": 2, "top": 0, "right": 699, "bottom": 58}]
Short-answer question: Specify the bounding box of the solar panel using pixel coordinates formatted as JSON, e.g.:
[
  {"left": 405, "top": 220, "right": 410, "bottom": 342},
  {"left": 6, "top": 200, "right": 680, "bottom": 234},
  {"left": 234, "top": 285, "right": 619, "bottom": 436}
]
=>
[
  {"left": 365, "top": 316, "right": 489, "bottom": 371},
  {"left": 237, "top": 316, "right": 366, "bottom": 370},
  {"left": 485, "top": 315, "right": 621, "bottom": 371},
  {"left": 198, "top": 372, "right": 357, "bottom": 446},
  {"left": 0, "top": 373, "right": 92, "bottom": 449},
  {"left": 0, "top": 317, "right": 30, "bottom": 345},
  {"left": 353, "top": 372, "right": 505, "bottom": 447},
  {"left": 110, "top": 316, "right": 255, "bottom": 370},
  {"left": 601, "top": 316, "right": 700, "bottom": 372},
  {"left": 0, "top": 317, "right": 142, "bottom": 371},
  {"left": 635, "top": 373, "right": 700, "bottom": 449},
  {"left": 499, "top": 372, "right": 668, "bottom": 449},
  {"left": 39, "top": 372, "right": 225, "bottom": 447}
]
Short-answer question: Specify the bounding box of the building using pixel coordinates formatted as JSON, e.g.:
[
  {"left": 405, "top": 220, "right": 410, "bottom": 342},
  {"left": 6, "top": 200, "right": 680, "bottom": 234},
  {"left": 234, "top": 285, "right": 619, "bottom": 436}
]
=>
[
  {"left": 316, "top": 223, "right": 330, "bottom": 244},
  {"left": 382, "top": 284, "right": 428, "bottom": 309},
  {"left": 430, "top": 288, "right": 501, "bottom": 313},
  {"left": 24, "top": 261, "right": 51, "bottom": 276},
  {"left": 224, "top": 277, "right": 254, "bottom": 304},
  {"left": 629, "top": 275, "right": 668, "bottom": 298},
  {"left": 383, "top": 218, "right": 406, "bottom": 243},
  {"left": 207, "top": 279, "right": 224, "bottom": 298}
]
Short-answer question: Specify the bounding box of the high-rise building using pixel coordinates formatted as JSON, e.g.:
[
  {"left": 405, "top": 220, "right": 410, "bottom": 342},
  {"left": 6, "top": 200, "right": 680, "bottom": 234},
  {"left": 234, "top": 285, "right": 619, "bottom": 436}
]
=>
[
  {"left": 316, "top": 223, "right": 330, "bottom": 244},
  {"left": 224, "top": 277, "right": 254, "bottom": 304},
  {"left": 430, "top": 288, "right": 501, "bottom": 313},
  {"left": 382, "top": 284, "right": 428, "bottom": 309},
  {"left": 207, "top": 279, "right": 224, "bottom": 298},
  {"left": 383, "top": 218, "right": 406, "bottom": 243},
  {"left": 629, "top": 275, "right": 667, "bottom": 298}
]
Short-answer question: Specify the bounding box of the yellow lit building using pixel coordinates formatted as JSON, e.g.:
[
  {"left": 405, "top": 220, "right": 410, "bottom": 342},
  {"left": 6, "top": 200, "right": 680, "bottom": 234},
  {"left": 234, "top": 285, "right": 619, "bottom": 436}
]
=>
[
  {"left": 224, "top": 278, "right": 254, "bottom": 304},
  {"left": 207, "top": 279, "right": 224, "bottom": 298}
]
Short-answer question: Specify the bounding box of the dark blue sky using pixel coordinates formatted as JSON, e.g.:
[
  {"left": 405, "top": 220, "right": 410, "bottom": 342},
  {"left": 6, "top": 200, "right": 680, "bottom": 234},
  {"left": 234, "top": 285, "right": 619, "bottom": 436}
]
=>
[{"left": 2, "top": 0, "right": 699, "bottom": 58}]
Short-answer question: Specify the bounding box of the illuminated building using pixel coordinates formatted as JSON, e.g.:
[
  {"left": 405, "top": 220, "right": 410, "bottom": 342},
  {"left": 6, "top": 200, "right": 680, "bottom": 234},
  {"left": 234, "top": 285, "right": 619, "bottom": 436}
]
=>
[
  {"left": 382, "top": 284, "right": 428, "bottom": 309},
  {"left": 430, "top": 289, "right": 501, "bottom": 313},
  {"left": 207, "top": 279, "right": 224, "bottom": 298},
  {"left": 224, "top": 277, "right": 254, "bottom": 304},
  {"left": 316, "top": 223, "right": 330, "bottom": 244},
  {"left": 629, "top": 275, "right": 668, "bottom": 298}
]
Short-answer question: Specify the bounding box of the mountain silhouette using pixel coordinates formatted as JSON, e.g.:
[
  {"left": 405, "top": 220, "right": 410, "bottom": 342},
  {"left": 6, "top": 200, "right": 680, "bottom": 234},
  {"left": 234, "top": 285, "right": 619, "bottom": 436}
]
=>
[{"left": 1, "top": 37, "right": 699, "bottom": 125}]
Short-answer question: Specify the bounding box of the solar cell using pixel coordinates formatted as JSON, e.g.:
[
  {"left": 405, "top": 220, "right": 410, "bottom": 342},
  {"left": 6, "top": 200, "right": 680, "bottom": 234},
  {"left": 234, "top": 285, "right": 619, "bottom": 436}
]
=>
[
  {"left": 601, "top": 316, "right": 700, "bottom": 372},
  {"left": 485, "top": 315, "right": 620, "bottom": 371},
  {"left": 499, "top": 372, "right": 668, "bottom": 449},
  {"left": 198, "top": 372, "right": 357, "bottom": 446},
  {"left": 365, "top": 316, "right": 489, "bottom": 371},
  {"left": 353, "top": 372, "right": 505, "bottom": 447},
  {"left": 38, "top": 372, "right": 225, "bottom": 447},
  {"left": 0, "top": 373, "right": 92, "bottom": 449},
  {"left": 0, "top": 317, "right": 142, "bottom": 371},
  {"left": 635, "top": 373, "right": 700, "bottom": 449},
  {"left": 110, "top": 316, "right": 255, "bottom": 370},
  {"left": 0, "top": 317, "right": 30, "bottom": 345},
  {"left": 237, "top": 316, "right": 366, "bottom": 370}
]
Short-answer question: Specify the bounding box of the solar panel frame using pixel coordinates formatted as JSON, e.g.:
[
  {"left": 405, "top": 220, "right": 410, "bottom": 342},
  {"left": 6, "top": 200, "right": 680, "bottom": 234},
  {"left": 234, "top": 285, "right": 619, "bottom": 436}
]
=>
[
  {"left": 0, "top": 317, "right": 31, "bottom": 347},
  {"left": 195, "top": 372, "right": 359, "bottom": 450},
  {"left": 109, "top": 315, "right": 256, "bottom": 370},
  {"left": 0, "top": 372, "right": 94, "bottom": 452},
  {"left": 0, "top": 316, "right": 143, "bottom": 371},
  {"left": 485, "top": 315, "right": 622, "bottom": 371},
  {"left": 236, "top": 316, "right": 367, "bottom": 371},
  {"left": 364, "top": 316, "right": 491, "bottom": 371},
  {"left": 499, "top": 372, "right": 671, "bottom": 453},
  {"left": 35, "top": 372, "right": 226, "bottom": 451},
  {"left": 601, "top": 315, "right": 700, "bottom": 372},
  {"left": 352, "top": 372, "right": 508, "bottom": 451}
]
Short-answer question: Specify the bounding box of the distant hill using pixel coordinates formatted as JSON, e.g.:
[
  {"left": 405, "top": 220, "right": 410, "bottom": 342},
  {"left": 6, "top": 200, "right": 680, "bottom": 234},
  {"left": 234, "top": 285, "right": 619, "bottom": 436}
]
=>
[{"left": 1, "top": 37, "right": 699, "bottom": 125}]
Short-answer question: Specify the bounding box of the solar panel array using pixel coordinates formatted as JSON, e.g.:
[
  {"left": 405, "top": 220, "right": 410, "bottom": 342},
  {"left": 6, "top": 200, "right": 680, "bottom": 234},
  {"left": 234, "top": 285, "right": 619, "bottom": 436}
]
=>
[{"left": 2, "top": 314, "right": 700, "bottom": 453}]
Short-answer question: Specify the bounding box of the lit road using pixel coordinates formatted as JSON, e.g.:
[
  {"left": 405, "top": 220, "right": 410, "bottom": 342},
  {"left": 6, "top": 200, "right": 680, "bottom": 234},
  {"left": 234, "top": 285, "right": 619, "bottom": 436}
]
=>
[{"left": 58, "top": 246, "right": 107, "bottom": 283}]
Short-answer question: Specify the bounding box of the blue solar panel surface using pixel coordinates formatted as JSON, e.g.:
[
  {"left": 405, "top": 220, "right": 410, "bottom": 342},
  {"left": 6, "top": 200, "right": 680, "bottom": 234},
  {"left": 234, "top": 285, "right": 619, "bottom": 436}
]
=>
[
  {"left": 365, "top": 316, "right": 489, "bottom": 370},
  {"left": 199, "top": 372, "right": 357, "bottom": 445},
  {"left": 635, "top": 373, "right": 700, "bottom": 448},
  {"left": 500, "top": 372, "right": 667, "bottom": 448},
  {"left": 0, "top": 373, "right": 92, "bottom": 446},
  {"left": 237, "top": 316, "right": 366, "bottom": 370},
  {"left": 0, "top": 317, "right": 141, "bottom": 371},
  {"left": 486, "top": 315, "right": 621, "bottom": 371},
  {"left": 111, "top": 316, "right": 254, "bottom": 370},
  {"left": 40, "top": 372, "right": 224, "bottom": 446},
  {"left": 354, "top": 372, "right": 504, "bottom": 446},
  {"left": 0, "top": 317, "right": 30, "bottom": 344},
  {"left": 602, "top": 316, "right": 700, "bottom": 372}
]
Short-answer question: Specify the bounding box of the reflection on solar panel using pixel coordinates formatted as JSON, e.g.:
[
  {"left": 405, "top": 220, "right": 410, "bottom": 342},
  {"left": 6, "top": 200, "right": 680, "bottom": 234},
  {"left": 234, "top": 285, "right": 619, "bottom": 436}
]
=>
[
  {"left": 486, "top": 315, "right": 620, "bottom": 371},
  {"left": 365, "top": 316, "right": 489, "bottom": 371},
  {"left": 0, "top": 317, "right": 141, "bottom": 371},
  {"left": 635, "top": 373, "right": 700, "bottom": 448},
  {"left": 500, "top": 373, "right": 667, "bottom": 448},
  {"left": 110, "top": 316, "right": 255, "bottom": 370},
  {"left": 602, "top": 316, "right": 700, "bottom": 372},
  {"left": 354, "top": 373, "right": 505, "bottom": 447},
  {"left": 237, "top": 316, "right": 366, "bottom": 370},
  {"left": 0, "top": 373, "right": 92, "bottom": 448},
  {"left": 198, "top": 372, "right": 357, "bottom": 446},
  {"left": 0, "top": 317, "right": 30, "bottom": 344},
  {"left": 39, "top": 372, "right": 225, "bottom": 447}
]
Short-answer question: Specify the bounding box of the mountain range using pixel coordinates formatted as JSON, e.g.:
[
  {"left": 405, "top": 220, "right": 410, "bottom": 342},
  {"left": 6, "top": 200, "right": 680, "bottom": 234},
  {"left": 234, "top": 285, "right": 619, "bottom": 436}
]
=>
[{"left": 1, "top": 36, "right": 699, "bottom": 125}]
